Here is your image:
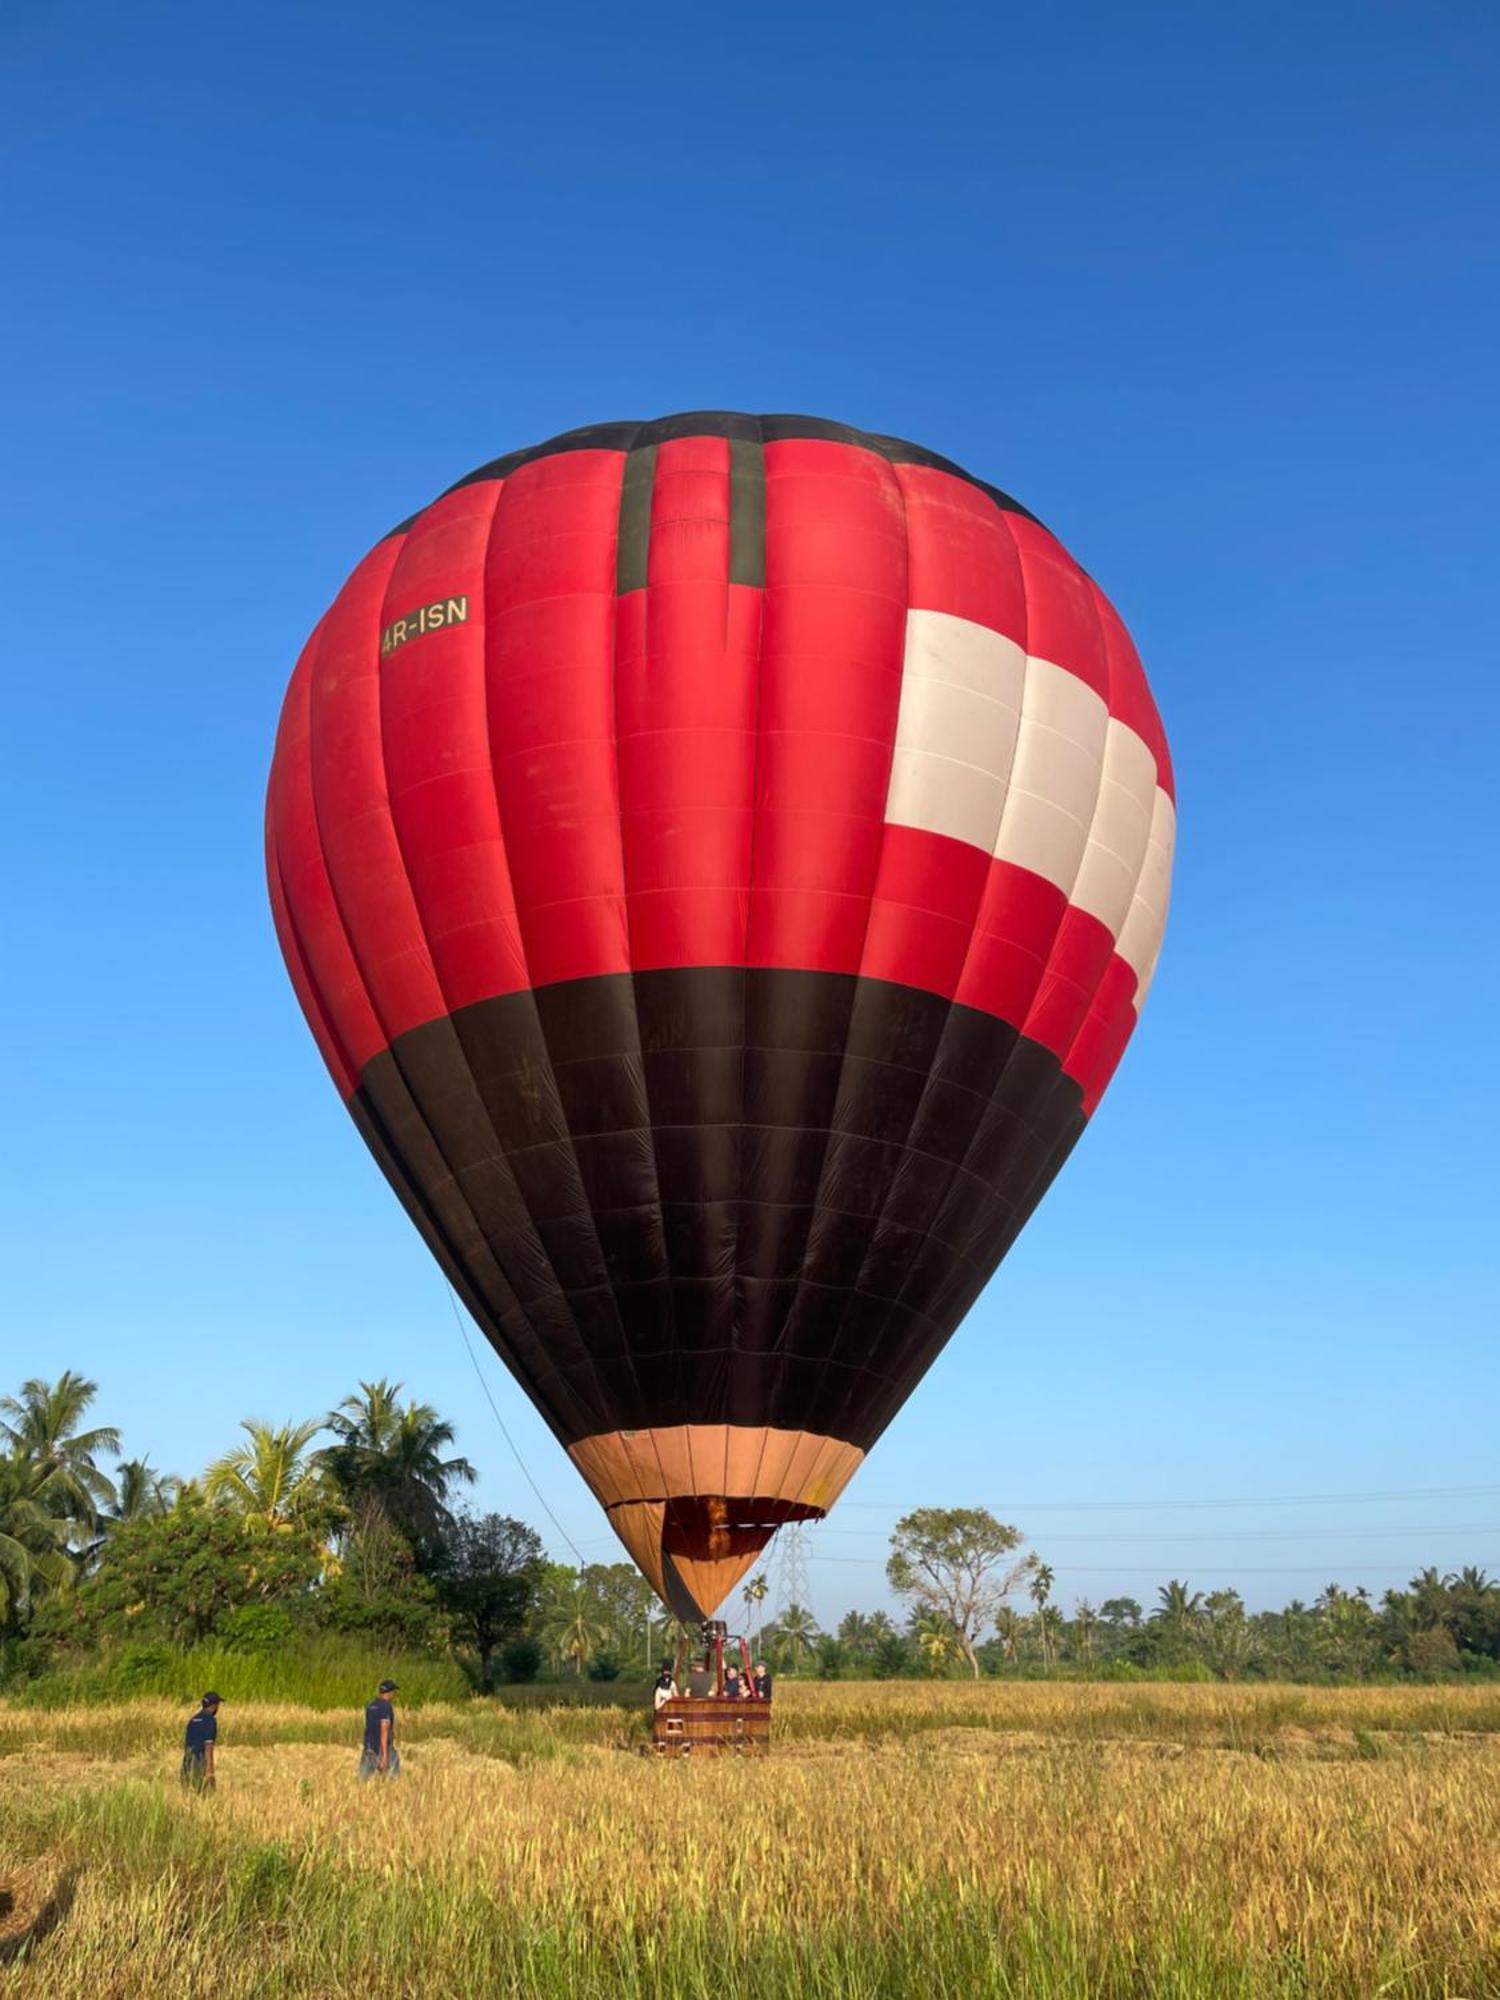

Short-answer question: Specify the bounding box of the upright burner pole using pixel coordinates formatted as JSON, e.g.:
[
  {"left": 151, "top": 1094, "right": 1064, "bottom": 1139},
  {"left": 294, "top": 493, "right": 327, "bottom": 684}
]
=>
[{"left": 704, "top": 1618, "right": 727, "bottom": 1697}]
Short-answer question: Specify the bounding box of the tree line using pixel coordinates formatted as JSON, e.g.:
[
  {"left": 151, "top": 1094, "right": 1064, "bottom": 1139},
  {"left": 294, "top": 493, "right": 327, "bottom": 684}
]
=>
[{"left": 2, "top": 1377, "right": 1496, "bottom": 1689}]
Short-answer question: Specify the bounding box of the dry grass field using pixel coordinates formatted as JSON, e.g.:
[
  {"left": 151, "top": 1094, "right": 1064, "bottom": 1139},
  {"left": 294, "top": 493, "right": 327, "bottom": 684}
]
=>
[{"left": 2, "top": 1682, "right": 1499, "bottom": 1997}]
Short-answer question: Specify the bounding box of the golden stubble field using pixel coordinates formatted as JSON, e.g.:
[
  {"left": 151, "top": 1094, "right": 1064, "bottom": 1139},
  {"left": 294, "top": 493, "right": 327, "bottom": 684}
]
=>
[{"left": 2, "top": 1683, "right": 1499, "bottom": 1998}]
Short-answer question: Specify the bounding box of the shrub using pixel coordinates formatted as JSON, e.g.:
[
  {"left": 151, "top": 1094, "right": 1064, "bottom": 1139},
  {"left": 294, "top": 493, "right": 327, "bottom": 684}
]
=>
[
  {"left": 871, "top": 1634, "right": 914, "bottom": 1679},
  {"left": 1402, "top": 1627, "right": 1462, "bottom": 1676},
  {"left": 816, "top": 1639, "right": 849, "bottom": 1680},
  {"left": 500, "top": 1637, "right": 543, "bottom": 1684},
  {"left": 218, "top": 1605, "right": 296, "bottom": 1655}
]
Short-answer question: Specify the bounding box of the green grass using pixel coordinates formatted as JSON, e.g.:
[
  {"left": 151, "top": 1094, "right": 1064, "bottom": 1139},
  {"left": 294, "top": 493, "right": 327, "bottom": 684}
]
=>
[
  {"left": 6, "top": 1637, "right": 472, "bottom": 1710},
  {"left": 4, "top": 1683, "right": 1499, "bottom": 1996}
]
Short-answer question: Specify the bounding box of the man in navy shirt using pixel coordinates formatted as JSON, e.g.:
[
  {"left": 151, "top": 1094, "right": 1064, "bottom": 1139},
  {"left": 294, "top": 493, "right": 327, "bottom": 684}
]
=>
[
  {"left": 181, "top": 1692, "right": 221, "bottom": 1790},
  {"left": 358, "top": 1679, "right": 400, "bottom": 1780}
]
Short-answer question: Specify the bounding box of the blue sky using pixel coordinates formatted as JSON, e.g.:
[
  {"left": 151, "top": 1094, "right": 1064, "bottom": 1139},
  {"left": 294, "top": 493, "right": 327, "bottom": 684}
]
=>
[{"left": 4, "top": 1, "right": 1497, "bottom": 1619}]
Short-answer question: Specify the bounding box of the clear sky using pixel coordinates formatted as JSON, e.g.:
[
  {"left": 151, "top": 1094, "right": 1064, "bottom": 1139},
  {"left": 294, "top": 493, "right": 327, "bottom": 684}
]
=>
[{"left": 4, "top": 1, "right": 1497, "bottom": 1620}]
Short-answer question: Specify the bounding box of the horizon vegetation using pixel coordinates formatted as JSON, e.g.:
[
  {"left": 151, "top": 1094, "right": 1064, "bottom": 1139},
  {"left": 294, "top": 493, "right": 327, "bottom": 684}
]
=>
[{"left": 3, "top": 1372, "right": 1499, "bottom": 1708}]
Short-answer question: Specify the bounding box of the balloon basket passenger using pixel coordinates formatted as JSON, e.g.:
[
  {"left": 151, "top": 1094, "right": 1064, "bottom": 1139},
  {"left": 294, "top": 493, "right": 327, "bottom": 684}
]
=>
[{"left": 652, "top": 1622, "right": 771, "bottom": 1757}]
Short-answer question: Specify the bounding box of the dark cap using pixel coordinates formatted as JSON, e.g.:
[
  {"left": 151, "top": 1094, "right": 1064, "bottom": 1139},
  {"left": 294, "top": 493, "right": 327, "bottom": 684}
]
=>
[
  {"left": 378, "top": 1679, "right": 398, "bottom": 1693},
  {"left": 202, "top": 1692, "right": 222, "bottom": 1706}
]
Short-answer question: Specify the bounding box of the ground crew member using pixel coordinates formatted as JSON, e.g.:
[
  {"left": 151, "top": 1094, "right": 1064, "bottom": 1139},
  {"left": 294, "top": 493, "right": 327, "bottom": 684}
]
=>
[
  {"left": 358, "top": 1678, "right": 400, "bottom": 1780},
  {"left": 181, "top": 1691, "right": 221, "bottom": 1790}
]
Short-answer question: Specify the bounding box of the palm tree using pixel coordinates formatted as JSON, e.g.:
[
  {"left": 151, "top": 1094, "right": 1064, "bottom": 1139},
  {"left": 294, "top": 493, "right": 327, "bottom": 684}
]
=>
[
  {"left": 321, "top": 1381, "right": 476, "bottom": 1547},
  {"left": 742, "top": 1571, "right": 769, "bottom": 1650},
  {"left": 538, "top": 1577, "right": 610, "bottom": 1676},
  {"left": 1151, "top": 1579, "right": 1205, "bottom": 1665},
  {"left": 1154, "top": 1579, "right": 1203, "bottom": 1621},
  {"left": 1028, "top": 1562, "right": 1056, "bottom": 1669},
  {"left": 0, "top": 1453, "right": 73, "bottom": 1632},
  {"left": 994, "top": 1604, "right": 1022, "bottom": 1662},
  {"left": 912, "top": 1608, "right": 957, "bottom": 1673},
  {"left": 1315, "top": 1582, "right": 1376, "bottom": 1677},
  {"left": 770, "top": 1601, "right": 819, "bottom": 1671},
  {"left": 837, "top": 1609, "right": 874, "bottom": 1654},
  {"left": 1273, "top": 1598, "right": 1317, "bottom": 1676},
  {"left": 205, "top": 1419, "right": 325, "bottom": 1528},
  {"left": 0, "top": 1373, "right": 120, "bottom": 1530},
  {"left": 1039, "top": 1604, "right": 1064, "bottom": 1668},
  {"left": 1409, "top": 1566, "right": 1450, "bottom": 1630},
  {"left": 108, "top": 1459, "right": 178, "bottom": 1526},
  {"left": 1074, "top": 1598, "right": 1099, "bottom": 1664}
]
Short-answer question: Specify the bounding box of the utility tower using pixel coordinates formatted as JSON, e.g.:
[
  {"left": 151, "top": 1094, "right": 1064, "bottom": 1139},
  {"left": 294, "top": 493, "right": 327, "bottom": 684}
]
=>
[{"left": 771, "top": 1520, "right": 813, "bottom": 1622}]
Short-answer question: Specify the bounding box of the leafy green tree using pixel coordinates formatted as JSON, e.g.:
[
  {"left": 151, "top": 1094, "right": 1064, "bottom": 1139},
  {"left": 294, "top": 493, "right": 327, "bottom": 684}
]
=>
[
  {"left": 500, "top": 1635, "right": 543, "bottom": 1683},
  {"left": 1100, "top": 1597, "right": 1143, "bottom": 1631},
  {"left": 0, "top": 1373, "right": 120, "bottom": 1531},
  {"left": 316, "top": 1496, "right": 447, "bottom": 1651},
  {"left": 320, "top": 1380, "right": 476, "bottom": 1555},
  {"left": 53, "top": 1494, "right": 323, "bottom": 1647},
  {"left": 205, "top": 1419, "right": 330, "bottom": 1530},
  {"left": 575, "top": 1562, "right": 658, "bottom": 1668},
  {"left": 430, "top": 1513, "right": 543, "bottom": 1684},
  {"left": 886, "top": 1507, "right": 1032, "bottom": 1679},
  {"left": 1401, "top": 1624, "right": 1461, "bottom": 1675}
]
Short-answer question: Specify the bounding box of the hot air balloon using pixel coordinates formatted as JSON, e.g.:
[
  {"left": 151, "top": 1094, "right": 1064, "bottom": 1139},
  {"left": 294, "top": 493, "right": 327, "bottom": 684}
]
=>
[{"left": 266, "top": 413, "right": 1173, "bottom": 1626}]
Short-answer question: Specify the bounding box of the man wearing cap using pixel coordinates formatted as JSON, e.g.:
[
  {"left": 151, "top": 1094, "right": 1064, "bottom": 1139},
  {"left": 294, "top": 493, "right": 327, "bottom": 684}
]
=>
[
  {"left": 358, "top": 1679, "right": 400, "bottom": 1780},
  {"left": 181, "top": 1692, "right": 221, "bottom": 1790}
]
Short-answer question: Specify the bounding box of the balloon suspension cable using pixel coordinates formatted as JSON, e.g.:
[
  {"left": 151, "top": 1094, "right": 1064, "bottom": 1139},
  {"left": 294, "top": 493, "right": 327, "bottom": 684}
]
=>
[{"left": 443, "top": 1283, "right": 587, "bottom": 1566}]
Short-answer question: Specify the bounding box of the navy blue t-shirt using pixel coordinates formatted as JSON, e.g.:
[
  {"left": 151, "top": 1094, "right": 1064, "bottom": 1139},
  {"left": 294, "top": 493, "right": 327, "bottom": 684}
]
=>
[
  {"left": 363, "top": 1698, "right": 394, "bottom": 1755},
  {"left": 184, "top": 1709, "right": 218, "bottom": 1758}
]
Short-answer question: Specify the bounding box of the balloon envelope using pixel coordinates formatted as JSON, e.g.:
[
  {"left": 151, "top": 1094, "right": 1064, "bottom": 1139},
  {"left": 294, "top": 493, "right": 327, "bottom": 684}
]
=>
[{"left": 266, "top": 414, "right": 1174, "bottom": 1620}]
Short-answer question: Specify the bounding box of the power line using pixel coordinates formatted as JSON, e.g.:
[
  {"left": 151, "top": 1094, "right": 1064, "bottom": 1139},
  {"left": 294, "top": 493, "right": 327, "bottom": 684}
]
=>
[
  {"left": 804, "top": 1552, "right": 1499, "bottom": 1574},
  {"left": 834, "top": 1485, "right": 1500, "bottom": 1514},
  {"left": 1024, "top": 1562, "right": 1500, "bottom": 1577},
  {"left": 812, "top": 1522, "right": 1500, "bottom": 1545},
  {"left": 443, "top": 1284, "right": 587, "bottom": 1565}
]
